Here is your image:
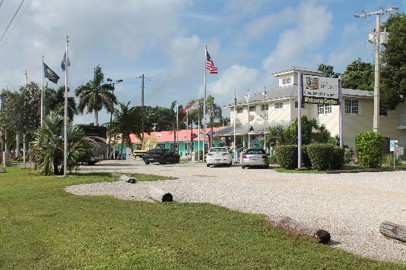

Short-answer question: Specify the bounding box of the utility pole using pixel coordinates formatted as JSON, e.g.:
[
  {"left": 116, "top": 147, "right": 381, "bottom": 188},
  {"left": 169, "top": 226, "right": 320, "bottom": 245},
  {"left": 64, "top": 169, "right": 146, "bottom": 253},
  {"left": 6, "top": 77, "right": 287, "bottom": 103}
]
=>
[
  {"left": 354, "top": 6, "right": 398, "bottom": 133},
  {"left": 141, "top": 74, "right": 145, "bottom": 142}
]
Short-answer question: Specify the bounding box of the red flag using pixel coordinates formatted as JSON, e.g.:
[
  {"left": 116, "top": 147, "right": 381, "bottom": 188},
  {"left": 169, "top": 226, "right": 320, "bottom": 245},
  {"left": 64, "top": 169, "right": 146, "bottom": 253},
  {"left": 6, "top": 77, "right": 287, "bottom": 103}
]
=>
[{"left": 206, "top": 50, "right": 218, "bottom": 74}]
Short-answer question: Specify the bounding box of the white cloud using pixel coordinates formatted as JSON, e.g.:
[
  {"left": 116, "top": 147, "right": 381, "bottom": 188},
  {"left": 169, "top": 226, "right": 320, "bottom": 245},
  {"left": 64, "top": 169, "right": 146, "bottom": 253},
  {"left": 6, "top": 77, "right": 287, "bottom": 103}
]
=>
[
  {"left": 262, "top": 1, "right": 333, "bottom": 74},
  {"left": 203, "top": 64, "right": 261, "bottom": 105}
]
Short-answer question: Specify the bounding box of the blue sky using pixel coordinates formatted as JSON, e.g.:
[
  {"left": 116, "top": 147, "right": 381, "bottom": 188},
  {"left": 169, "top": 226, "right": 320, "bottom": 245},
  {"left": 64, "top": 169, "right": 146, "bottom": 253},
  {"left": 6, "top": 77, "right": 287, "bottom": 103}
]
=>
[{"left": 0, "top": 0, "right": 405, "bottom": 125}]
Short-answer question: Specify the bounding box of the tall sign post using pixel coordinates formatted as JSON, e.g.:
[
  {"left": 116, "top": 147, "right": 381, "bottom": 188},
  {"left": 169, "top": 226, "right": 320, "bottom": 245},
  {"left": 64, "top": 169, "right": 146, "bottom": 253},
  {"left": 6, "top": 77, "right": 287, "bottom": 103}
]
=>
[{"left": 299, "top": 74, "right": 340, "bottom": 169}]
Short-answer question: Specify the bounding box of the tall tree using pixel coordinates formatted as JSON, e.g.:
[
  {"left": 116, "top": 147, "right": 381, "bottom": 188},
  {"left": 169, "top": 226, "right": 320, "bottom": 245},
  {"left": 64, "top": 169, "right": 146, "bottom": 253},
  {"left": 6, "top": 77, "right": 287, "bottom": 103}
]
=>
[
  {"left": 340, "top": 58, "right": 374, "bottom": 91},
  {"left": 205, "top": 95, "right": 222, "bottom": 147},
  {"left": 75, "top": 65, "right": 116, "bottom": 126},
  {"left": 110, "top": 102, "right": 137, "bottom": 157},
  {"left": 46, "top": 86, "right": 78, "bottom": 122},
  {"left": 317, "top": 64, "right": 339, "bottom": 78},
  {"left": 381, "top": 13, "right": 406, "bottom": 109}
]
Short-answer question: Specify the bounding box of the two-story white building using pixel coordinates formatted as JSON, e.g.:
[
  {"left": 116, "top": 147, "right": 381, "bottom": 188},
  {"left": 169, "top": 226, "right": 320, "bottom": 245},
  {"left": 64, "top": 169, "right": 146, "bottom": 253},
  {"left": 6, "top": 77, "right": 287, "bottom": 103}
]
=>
[{"left": 218, "top": 66, "right": 406, "bottom": 155}]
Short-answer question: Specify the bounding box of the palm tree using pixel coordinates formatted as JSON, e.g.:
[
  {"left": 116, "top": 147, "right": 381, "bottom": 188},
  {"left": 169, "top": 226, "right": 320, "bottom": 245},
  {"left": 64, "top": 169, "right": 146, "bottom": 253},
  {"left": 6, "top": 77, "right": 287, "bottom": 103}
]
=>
[
  {"left": 205, "top": 95, "right": 222, "bottom": 147},
  {"left": 110, "top": 102, "right": 137, "bottom": 158},
  {"left": 75, "top": 65, "right": 116, "bottom": 126},
  {"left": 31, "top": 112, "right": 89, "bottom": 175},
  {"left": 46, "top": 86, "right": 78, "bottom": 122}
]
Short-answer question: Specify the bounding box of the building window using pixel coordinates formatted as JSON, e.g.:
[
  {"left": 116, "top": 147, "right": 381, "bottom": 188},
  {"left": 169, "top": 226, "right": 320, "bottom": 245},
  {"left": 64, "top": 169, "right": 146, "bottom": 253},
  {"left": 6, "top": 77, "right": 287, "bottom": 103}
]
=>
[
  {"left": 275, "top": 101, "right": 283, "bottom": 109},
  {"left": 261, "top": 104, "right": 269, "bottom": 111},
  {"left": 249, "top": 105, "right": 255, "bottom": 112},
  {"left": 237, "top": 107, "right": 243, "bottom": 113},
  {"left": 317, "top": 104, "right": 332, "bottom": 115},
  {"left": 282, "top": 77, "right": 292, "bottom": 85},
  {"left": 379, "top": 103, "right": 388, "bottom": 116},
  {"left": 295, "top": 101, "right": 305, "bottom": 108},
  {"left": 345, "top": 99, "right": 359, "bottom": 114}
]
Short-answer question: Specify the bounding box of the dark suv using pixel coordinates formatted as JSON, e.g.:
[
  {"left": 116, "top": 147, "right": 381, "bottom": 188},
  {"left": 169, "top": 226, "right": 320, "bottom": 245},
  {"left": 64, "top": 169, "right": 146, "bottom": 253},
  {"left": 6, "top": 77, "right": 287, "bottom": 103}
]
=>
[{"left": 142, "top": 148, "right": 180, "bottom": 165}]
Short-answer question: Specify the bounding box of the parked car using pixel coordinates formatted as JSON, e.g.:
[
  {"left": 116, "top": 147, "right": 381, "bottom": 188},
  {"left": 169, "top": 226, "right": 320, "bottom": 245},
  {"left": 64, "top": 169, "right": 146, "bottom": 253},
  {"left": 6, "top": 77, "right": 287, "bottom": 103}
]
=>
[
  {"left": 241, "top": 148, "right": 269, "bottom": 169},
  {"left": 142, "top": 148, "right": 180, "bottom": 165},
  {"left": 206, "top": 147, "right": 232, "bottom": 167}
]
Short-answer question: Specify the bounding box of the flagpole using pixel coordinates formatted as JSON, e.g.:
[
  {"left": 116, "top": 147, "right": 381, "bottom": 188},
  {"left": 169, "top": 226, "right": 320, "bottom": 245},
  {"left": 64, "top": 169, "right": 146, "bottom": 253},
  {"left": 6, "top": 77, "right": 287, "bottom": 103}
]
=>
[
  {"left": 63, "top": 35, "right": 69, "bottom": 177},
  {"left": 41, "top": 56, "right": 45, "bottom": 127},
  {"left": 203, "top": 44, "right": 207, "bottom": 161}
]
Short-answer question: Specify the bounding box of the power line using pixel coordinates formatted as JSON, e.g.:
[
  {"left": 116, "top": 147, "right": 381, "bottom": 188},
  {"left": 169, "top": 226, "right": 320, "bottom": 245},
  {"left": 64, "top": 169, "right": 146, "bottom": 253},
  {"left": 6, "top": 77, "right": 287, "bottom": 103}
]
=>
[
  {"left": 0, "top": 0, "right": 31, "bottom": 49},
  {"left": 0, "top": 0, "right": 25, "bottom": 44}
]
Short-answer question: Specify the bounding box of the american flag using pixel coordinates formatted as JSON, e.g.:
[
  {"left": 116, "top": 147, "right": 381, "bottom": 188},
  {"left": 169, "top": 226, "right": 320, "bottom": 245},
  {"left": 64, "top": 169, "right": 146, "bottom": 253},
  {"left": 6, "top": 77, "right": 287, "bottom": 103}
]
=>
[
  {"left": 61, "top": 52, "right": 70, "bottom": 72},
  {"left": 206, "top": 51, "right": 218, "bottom": 74}
]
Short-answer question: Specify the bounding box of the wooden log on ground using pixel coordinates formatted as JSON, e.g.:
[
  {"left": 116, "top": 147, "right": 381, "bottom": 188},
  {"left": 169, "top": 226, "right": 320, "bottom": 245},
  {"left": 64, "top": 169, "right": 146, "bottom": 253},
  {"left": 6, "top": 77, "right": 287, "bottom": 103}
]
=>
[
  {"left": 120, "top": 175, "right": 137, "bottom": 183},
  {"left": 148, "top": 186, "right": 173, "bottom": 202},
  {"left": 379, "top": 221, "right": 406, "bottom": 242},
  {"left": 265, "top": 214, "right": 331, "bottom": 244}
]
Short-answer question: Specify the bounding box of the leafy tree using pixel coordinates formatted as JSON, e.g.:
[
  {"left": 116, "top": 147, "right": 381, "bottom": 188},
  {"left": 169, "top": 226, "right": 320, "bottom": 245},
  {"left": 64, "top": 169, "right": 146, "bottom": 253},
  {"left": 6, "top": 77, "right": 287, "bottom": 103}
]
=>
[
  {"left": 0, "top": 83, "right": 41, "bottom": 159},
  {"left": 340, "top": 58, "right": 374, "bottom": 91},
  {"left": 317, "top": 64, "right": 340, "bottom": 78},
  {"left": 381, "top": 13, "right": 406, "bottom": 109},
  {"left": 75, "top": 65, "right": 116, "bottom": 126},
  {"left": 267, "top": 116, "right": 331, "bottom": 146},
  {"left": 31, "top": 112, "right": 89, "bottom": 175}
]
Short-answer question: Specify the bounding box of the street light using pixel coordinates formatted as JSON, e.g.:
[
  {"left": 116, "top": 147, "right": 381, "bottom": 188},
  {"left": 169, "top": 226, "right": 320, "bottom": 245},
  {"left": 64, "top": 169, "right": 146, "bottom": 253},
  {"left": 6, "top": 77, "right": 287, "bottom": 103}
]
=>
[
  {"left": 354, "top": 6, "right": 398, "bottom": 133},
  {"left": 106, "top": 78, "right": 123, "bottom": 159}
]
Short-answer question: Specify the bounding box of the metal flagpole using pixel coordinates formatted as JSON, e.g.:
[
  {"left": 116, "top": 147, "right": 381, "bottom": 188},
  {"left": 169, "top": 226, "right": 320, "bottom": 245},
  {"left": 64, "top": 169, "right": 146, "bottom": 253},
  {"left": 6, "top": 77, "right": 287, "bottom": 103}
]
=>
[
  {"left": 41, "top": 56, "right": 45, "bottom": 127},
  {"left": 297, "top": 73, "right": 302, "bottom": 169},
  {"left": 63, "top": 35, "right": 69, "bottom": 177},
  {"left": 233, "top": 91, "right": 237, "bottom": 162},
  {"left": 203, "top": 45, "right": 207, "bottom": 161},
  {"left": 339, "top": 76, "right": 343, "bottom": 147}
]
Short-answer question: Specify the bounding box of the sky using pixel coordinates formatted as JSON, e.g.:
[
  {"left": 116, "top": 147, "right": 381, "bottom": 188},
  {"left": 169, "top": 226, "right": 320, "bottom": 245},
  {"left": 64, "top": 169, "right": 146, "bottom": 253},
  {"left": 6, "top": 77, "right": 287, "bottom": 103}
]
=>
[{"left": 0, "top": 0, "right": 405, "bottom": 125}]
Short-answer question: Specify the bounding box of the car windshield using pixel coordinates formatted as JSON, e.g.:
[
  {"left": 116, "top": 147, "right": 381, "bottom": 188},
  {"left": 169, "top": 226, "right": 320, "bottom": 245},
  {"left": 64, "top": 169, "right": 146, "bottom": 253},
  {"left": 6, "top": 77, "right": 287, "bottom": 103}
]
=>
[
  {"left": 209, "top": 147, "right": 228, "bottom": 153},
  {"left": 246, "top": 149, "right": 266, "bottom": 154},
  {"left": 149, "top": 148, "right": 164, "bottom": 153}
]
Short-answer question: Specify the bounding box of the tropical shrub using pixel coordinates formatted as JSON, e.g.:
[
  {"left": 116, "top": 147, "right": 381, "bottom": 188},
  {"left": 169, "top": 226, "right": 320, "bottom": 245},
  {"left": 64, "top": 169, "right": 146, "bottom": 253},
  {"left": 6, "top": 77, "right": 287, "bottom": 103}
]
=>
[
  {"left": 31, "top": 112, "right": 90, "bottom": 175},
  {"left": 354, "top": 131, "right": 384, "bottom": 168},
  {"left": 274, "top": 145, "right": 297, "bottom": 169},
  {"left": 330, "top": 146, "right": 345, "bottom": 170},
  {"left": 306, "top": 143, "right": 334, "bottom": 171}
]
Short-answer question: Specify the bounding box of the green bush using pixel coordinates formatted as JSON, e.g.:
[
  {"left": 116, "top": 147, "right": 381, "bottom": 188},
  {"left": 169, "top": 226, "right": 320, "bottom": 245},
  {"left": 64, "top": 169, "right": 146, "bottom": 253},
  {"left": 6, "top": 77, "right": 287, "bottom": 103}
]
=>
[
  {"left": 274, "top": 145, "right": 298, "bottom": 169},
  {"left": 330, "top": 146, "right": 345, "bottom": 170},
  {"left": 301, "top": 145, "right": 312, "bottom": 168},
  {"left": 355, "top": 131, "right": 384, "bottom": 168},
  {"left": 306, "top": 143, "right": 334, "bottom": 171}
]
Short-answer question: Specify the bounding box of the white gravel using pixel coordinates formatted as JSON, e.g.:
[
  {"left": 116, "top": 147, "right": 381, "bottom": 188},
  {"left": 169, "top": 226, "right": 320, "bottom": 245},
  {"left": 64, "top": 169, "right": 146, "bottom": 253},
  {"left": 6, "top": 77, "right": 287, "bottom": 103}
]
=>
[{"left": 66, "top": 159, "right": 406, "bottom": 263}]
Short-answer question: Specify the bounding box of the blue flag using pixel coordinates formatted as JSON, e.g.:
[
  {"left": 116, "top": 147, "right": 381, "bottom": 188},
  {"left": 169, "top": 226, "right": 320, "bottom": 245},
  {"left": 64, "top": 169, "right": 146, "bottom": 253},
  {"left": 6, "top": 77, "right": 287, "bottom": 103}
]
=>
[
  {"left": 61, "top": 52, "right": 70, "bottom": 71},
  {"left": 43, "top": 62, "right": 60, "bottom": 84}
]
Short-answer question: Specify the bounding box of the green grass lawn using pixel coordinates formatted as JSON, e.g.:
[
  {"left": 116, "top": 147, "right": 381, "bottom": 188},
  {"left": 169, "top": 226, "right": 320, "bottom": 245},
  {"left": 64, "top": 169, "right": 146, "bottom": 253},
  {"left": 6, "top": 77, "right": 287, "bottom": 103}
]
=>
[{"left": 0, "top": 167, "right": 404, "bottom": 270}]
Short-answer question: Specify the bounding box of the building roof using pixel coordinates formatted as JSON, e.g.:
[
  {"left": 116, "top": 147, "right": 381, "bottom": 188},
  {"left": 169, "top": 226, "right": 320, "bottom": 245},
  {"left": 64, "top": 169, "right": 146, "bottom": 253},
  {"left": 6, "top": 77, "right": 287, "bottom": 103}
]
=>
[
  {"left": 225, "top": 86, "right": 372, "bottom": 107},
  {"left": 130, "top": 126, "right": 226, "bottom": 144},
  {"left": 272, "top": 66, "right": 325, "bottom": 77}
]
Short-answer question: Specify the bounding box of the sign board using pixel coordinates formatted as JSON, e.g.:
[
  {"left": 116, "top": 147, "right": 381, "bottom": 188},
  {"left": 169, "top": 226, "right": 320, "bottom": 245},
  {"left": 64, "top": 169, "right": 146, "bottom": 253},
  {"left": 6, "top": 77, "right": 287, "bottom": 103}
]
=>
[
  {"left": 390, "top": 140, "right": 398, "bottom": 152},
  {"left": 302, "top": 75, "right": 339, "bottom": 105}
]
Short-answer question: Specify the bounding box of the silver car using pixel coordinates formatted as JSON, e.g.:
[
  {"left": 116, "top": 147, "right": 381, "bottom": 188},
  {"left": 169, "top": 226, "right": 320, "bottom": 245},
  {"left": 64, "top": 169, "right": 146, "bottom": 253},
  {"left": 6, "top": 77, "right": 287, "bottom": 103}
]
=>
[
  {"left": 206, "top": 147, "right": 232, "bottom": 167},
  {"left": 241, "top": 148, "right": 269, "bottom": 169}
]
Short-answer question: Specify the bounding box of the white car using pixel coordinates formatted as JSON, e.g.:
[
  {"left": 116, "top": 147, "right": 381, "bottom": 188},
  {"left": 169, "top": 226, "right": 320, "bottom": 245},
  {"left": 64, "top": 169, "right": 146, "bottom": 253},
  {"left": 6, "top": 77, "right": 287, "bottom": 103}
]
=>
[{"left": 206, "top": 147, "right": 232, "bottom": 167}]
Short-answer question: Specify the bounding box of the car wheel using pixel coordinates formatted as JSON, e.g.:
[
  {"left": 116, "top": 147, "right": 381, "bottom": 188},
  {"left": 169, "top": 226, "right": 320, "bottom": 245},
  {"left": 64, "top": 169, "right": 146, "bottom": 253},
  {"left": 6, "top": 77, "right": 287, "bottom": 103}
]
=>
[
  {"left": 228, "top": 162, "right": 232, "bottom": 167},
  {"left": 144, "top": 161, "right": 150, "bottom": 165},
  {"left": 241, "top": 165, "right": 245, "bottom": 169},
  {"left": 206, "top": 164, "right": 210, "bottom": 167}
]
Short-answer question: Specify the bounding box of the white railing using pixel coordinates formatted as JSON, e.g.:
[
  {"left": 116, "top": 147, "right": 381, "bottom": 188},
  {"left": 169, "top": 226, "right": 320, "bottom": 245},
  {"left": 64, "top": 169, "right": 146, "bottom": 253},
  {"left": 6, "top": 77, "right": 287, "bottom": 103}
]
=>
[{"left": 399, "top": 114, "right": 406, "bottom": 127}]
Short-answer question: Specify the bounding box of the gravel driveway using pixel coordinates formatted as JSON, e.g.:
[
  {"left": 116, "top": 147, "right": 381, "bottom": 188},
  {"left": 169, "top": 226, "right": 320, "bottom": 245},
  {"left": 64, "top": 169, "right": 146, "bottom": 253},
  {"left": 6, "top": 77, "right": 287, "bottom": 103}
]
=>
[{"left": 67, "top": 159, "right": 406, "bottom": 263}]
